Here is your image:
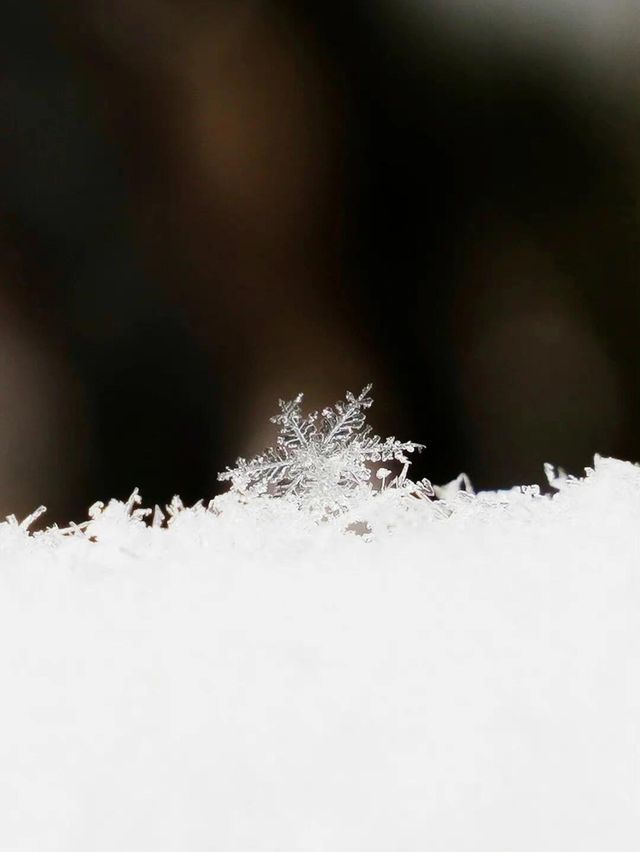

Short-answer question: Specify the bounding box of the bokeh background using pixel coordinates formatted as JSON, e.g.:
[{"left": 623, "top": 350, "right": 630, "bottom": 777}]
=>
[{"left": 2, "top": 0, "right": 640, "bottom": 522}]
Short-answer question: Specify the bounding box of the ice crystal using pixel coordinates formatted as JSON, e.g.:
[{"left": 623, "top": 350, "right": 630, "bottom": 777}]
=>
[{"left": 218, "top": 385, "right": 430, "bottom": 513}]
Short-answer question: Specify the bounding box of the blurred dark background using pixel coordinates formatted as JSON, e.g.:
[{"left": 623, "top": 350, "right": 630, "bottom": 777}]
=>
[{"left": 2, "top": 0, "right": 639, "bottom": 522}]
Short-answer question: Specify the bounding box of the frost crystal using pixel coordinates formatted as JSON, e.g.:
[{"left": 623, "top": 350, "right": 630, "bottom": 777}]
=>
[{"left": 218, "top": 385, "right": 430, "bottom": 513}]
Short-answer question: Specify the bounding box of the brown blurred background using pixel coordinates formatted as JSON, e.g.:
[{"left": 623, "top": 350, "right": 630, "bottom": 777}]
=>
[{"left": 1, "top": 0, "right": 639, "bottom": 522}]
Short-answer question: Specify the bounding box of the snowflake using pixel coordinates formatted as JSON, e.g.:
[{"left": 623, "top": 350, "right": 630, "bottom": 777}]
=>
[{"left": 218, "top": 385, "right": 431, "bottom": 513}]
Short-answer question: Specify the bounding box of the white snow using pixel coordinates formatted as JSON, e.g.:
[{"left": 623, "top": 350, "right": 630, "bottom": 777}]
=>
[{"left": 0, "top": 455, "right": 639, "bottom": 851}]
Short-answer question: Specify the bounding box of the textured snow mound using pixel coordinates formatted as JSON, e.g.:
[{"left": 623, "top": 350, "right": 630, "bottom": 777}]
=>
[{"left": 0, "top": 455, "right": 639, "bottom": 851}]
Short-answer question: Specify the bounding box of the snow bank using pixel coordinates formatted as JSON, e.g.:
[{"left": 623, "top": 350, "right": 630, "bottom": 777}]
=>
[{"left": 0, "top": 455, "right": 638, "bottom": 851}]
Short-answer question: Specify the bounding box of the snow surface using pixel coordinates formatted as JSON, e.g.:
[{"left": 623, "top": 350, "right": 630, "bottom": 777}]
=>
[{"left": 0, "top": 455, "right": 639, "bottom": 851}]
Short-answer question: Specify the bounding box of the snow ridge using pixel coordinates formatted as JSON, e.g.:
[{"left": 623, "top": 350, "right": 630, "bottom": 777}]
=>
[{"left": 0, "top": 436, "right": 639, "bottom": 851}]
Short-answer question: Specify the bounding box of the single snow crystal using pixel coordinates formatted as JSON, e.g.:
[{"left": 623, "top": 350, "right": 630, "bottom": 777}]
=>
[{"left": 218, "top": 385, "right": 430, "bottom": 513}]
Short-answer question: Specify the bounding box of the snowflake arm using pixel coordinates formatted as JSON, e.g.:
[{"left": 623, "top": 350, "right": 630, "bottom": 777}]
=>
[
  {"left": 320, "top": 385, "right": 373, "bottom": 448},
  {"left": 271, "top": 394, "right": 317, "bottom": 451}
]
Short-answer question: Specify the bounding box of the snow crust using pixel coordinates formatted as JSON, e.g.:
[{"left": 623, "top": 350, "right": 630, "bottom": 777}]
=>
[{"left": 0, "top": 455, "right": 639, "bottom": 851}]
